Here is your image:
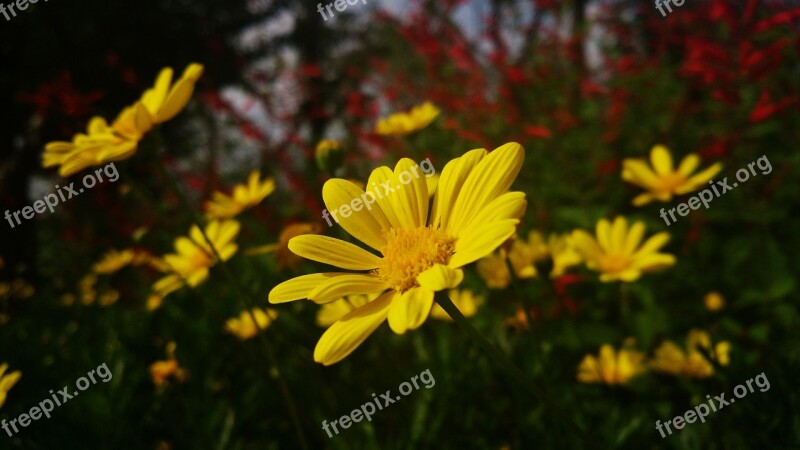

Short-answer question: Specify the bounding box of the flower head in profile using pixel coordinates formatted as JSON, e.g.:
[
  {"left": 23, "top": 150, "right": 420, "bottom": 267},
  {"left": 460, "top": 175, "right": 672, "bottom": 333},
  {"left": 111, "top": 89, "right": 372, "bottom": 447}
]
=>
[
  {"left": 375, "top": 102, "right": 441, "bottom": 136},
  {"left": 269, "top": 143, "right": 526, "bottom": 365},
  {"left": 622, "top": 145, "right": 722, "bottom": 206},
  {"left": 0, "top": 363, "right": 21, "bottom": 408},
  {"left": 246, "top": 223, "right": 322, "bottom": 270},
  {"left": 43, "top": 63, "right": 203, "bottom": 177},
  {"left": 430, "top": 289, "right": 483, "bottom": 320},
  {"left": 577, "top": 344, "right": 646, "bottom": 385},
  {"left": 477, "top": 250, "right": 512, "bottom": 289},
  {"left": 651, "top": 330, "right": 730, "bottom": 378},
  {"left": 315, "top": 139, "right": 344, "bottom": 172},
  {"left": 204, "top": 171, "right": 276, "bottom": 220},
  {"left": 571, "top": 216, "right": 675, "bottom": 282},
  {"left": 92, "top": 248, "right": 154, "bottom": 274},
  {"left": 151, "top": 220, "right": 240, "bottom": 305},
  {"left": 150, "top": 342, "right": 187, "bottom": 387},
  {"left": 225, "top": 308, "right": 279, "bottom": 340}
]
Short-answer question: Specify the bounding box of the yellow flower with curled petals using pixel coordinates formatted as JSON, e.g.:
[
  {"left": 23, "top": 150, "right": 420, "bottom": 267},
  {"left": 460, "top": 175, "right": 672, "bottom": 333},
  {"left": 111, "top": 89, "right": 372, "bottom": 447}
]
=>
[
  {"left": 577, "top": 344, "right": 645, "bottom": 385},
  {"left": 225, "top": 308, "right": 278, "bottom": 340},
  {"left": 246, "top": 223, "right": 322, "bottom": 270},
  {"left": 152, "top": 220, "right": 240, "bottom": 302},
  {"left": 375, "top": 102, "right": 441, "bottom": 136},
  {"left": 430, "top": 289, "right": 483, "bottom": 320},
  {"left": 43, "top": 63, "right": 203, "bottom": 177},
  {"left": 651, "top": 330, "right": 730, "bottom": 378},
  {"left": 477, "top": 251, "right": 512, "bottom": 289},
  {"left": 269, "top": 143, "right": 526, "bottom": 365},
  {"left": 571, "top": 217, "right": 675, "bottom": 282},
  {"left": 622, "top": 145, "right": 722, "bottom": 206},
  {"left": 0, "top": 363, "right": 22, "bottom": 408},
  {"left": 150, "top": 342, "right": 187, "bottom": 387},
  {"left": 204, "top": 171, "right": 276, "bottom": 220}
]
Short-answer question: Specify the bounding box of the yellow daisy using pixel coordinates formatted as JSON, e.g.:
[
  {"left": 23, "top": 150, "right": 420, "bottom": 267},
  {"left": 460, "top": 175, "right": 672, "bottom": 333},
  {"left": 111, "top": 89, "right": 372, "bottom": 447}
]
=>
[
  {"left": 577, "top": 344, "right": 646, "bottom": 385},
  {"left": 508, "top": 231, "right": 582, "bottom": 279},
  {"left": 225, "top": 308, "right": 279, "bottom": 340},
  {"left": 152, "top": 220, "right": 240, "bottom": 302},
  {"left": 651, "top": 330, "right": 730, "bottom": 378},
  {"left": 571, "top": 216, "right": 675, "bottom": 282},
  {"left": 150, "top": 342, "right": 188, "bottom": 387},
  {"left": 622, "top": 145, "right": 723, "bottom": 206},
  {"left": 476, "top": 250, "right": 512, "bottom": 289},
  {"left": 269, "top": 143, "right": 526, "bottom": 365},
  {"left": 704, "top": 291, "right": 725, "bottom": 311},
  {"left": 246, "top": 222, "right": 322, "bottom": 270},
  {"left": 375, "top": 102, "right": 441, "bottom": 136},
  {"left": 204, "top": 171, "right": 276, "bottom": 220},
  {"left": 43, "top": 63, "right": 203, "bottom": 177},
  {"left": 0, "top": 362, "right": 21, "bottom": 408},
  {"left": 430, "top": 289, "right": 483, "bottom": 320}
]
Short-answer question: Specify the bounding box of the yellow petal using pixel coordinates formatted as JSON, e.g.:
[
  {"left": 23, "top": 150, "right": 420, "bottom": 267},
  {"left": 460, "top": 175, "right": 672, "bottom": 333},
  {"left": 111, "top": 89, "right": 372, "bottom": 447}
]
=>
[
  {"left": 609, "top": 217, "right": 628, "bottom": 253},
  {"left": 390, "top": 158, "right": 429, "bottom": 229},
  {"left": 634, "top": 232, "right": 671, "bottom": 256},
  {"left": 449, "top": 219, "right": 518, "bottom": 268},
  {"left": 416, "top": 264, "right": 464, "bottom": 292},
  {"left": 387, "top": 287, "right": 434, "bottom": 334},
  {"left": 157, "top": 77, "right": 196, "bottom": 123},
  {"left": 313, "top": 291, "right": 394, "bottom": 365},
  {"left": 141, "top": 68, "right": 173, "bottom": 114},
  {"left": 288, "top": 235, "right": 382, "bottom": 270},
  {"left": 455, "top": 191, "right": 527, "bottom": 238},
  {"left": 623, "top": 221, "right": 646, "bottom": 254},
  {"left": 323, "top": 179, "right": 389, "bottom": 251},
  {"left": 366, "top": 166, "right": 404, "bottom": 228},
  {"left": 677, "top": 154, "right": 701, "bottom": 177},
  {"left": 307, "top": 274, "right": 390, "bottom": 304},
  {"left": 431, "top": 149, "right": 486, "bottom": 230},
  {"left": 269, "top": 273, "right": 344, "bottom": 303},
  {"left": 650, "top": 145, "right": 674, "bottom": 175}
]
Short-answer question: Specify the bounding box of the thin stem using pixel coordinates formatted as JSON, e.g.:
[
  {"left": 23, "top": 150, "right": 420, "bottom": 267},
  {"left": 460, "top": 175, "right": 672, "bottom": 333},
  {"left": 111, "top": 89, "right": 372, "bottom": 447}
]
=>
[
  {"left": 156, "top": 160, "right": 309, "bottom": 450},
  {"left": 433, "top": 291, "right": 597, "bottom": 448}
]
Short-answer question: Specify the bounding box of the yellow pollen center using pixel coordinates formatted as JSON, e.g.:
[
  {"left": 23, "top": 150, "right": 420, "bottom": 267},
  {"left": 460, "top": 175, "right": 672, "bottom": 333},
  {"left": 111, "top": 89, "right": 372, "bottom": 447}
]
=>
[
  {"left": 598, "top": 254, "right": 631, "bottom": 274},
  {"left": 656, "top": 172, "right": 687, "bottom": 193},
  {"left": 376, "top": 227, "right": 456, "bottom": 293}
]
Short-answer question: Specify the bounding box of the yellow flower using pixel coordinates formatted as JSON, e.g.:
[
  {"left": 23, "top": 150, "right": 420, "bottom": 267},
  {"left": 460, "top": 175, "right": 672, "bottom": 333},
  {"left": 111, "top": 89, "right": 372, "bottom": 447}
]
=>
[
  {"left": 704, "top": 292, "right": 725, "bottom": 311},
  {"left": 315, "top": 139, "right": 344, "bottom": 171},
  {"left": 375, "top": 102, "right": 441, "bottom": 136},
  {"left": 430, "top": 289, "right": 483, "bottom": 320},
  {"left": 43, "top": 63, "right": 203, "bottom": 177},
  {"left": 152, "top": 220, "right": 240, "bottom": 302},
  {"left": 269, "top": 143, "right": 526, "bottom": 365},
  {"left": 246, "top": 223, "right": 322, "bottom": 270},
  {"left": 93, "top": 249, "right": 136, "bottom": 274},
  {"left": 79, "top": 274, "right": 98, "bottom": 305},
  {"left": 651, "top": 330, "right": 730, "bottom": 378},
  {"left": 150, "top": 342, "right": 187, "bottom": 387},
  {"left": 571, "top": 216, "right": 675, "bottom": 282},
  {"left": 225, "top": 308, "right": 279, "bottom": 340},
  {"left": 98, "top": 290, "right": 120, "bottom": 306},
  {"left": 477, "top": 250, "right": 512, "bottom": 289},
  {"left": 0, "top": 363, "right": 22, "bottom": 408},
  {"left": 204, "top": 171, "right": 276, "bottom": 220},
  {"left": 622, "top": 145, "right": 723, "bottom": 206},
  {"left": 577, "top": 344, "right": 646, "bottom": 385},
  {"left": 315, "top": 294, "right": 377, "bottom": 327},
  {"left": 508, "top": 231, "right": 582, "bottom": 279}
]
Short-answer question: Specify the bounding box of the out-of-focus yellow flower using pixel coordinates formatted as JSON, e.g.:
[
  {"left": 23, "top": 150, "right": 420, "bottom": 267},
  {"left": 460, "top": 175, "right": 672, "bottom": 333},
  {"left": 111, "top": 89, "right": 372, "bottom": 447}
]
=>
[
  {"left": 430, "top": 289, "right": 483, "bottom": 320},
  {"left": 269, "top": 143, "right": 526, "bottom": 365},
  {"left": 704, "top": 292, "right": 725, "bottom": 311},
  {"left": 577, "top": 344, "right": 646, "bottom": 385},
  {"left": 504, "top": 307, "right": 532, "bottom": 332},
  {"left": 571, "top": 216, "right": 675, "bottom": 282},
  {"left": 98, "top": 290, "right": 120, "bottom": 307},
  {"left": 93, "top": 249, "right": 136, "bottom": 274},
  {"left": 204, "top": 171, "right": 276, "bottom": 220},
  {"left": 315, "top": 294, "right": 376, "bottom": 327},
  {"left": 0, "top": 362, "right": 22, "bottom": 408},
  {"left": 79, "top": 274, "right": 98, "bottom": 305},
  {"left": 508, "top": 231, "right": 582, "bottom": 279},
  {"left": 622, "top": 145, "right": 723, "bottom": 206},
  {"left": 60, "top": 293, "right": 76, "bottom": 306},
  {"left": 315, "top": 139, "right": 344, "bottom": 171},
  {"left": 375, "top": 102, "right": 440, "bottom": 136},
  {"left": 225, "top": 308, "right": 279, "bottom": 340},
  {"left": 43, "top": 63, "right": 203, "bottom": 177},
  {"left": 246, "top": 223, "right": 321, "bottom": 270},
  {"left": 477, "top": 250, "right": 512, "bottom": 289},
  {"left": 651, "top": 330, "right": 730, "bottom": 378},
  {"left": 150, "top": 342, "right": 187, "bottom": 387},
  {"left": 152, "top": 220, "right": 240, "bottom": 302}
]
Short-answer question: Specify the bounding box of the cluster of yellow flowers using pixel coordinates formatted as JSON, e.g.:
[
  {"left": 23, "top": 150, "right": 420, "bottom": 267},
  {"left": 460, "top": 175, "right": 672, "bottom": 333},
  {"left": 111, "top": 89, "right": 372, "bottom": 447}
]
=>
[{"left": 578, "top": 330, "right": 731, "bottom": 385}]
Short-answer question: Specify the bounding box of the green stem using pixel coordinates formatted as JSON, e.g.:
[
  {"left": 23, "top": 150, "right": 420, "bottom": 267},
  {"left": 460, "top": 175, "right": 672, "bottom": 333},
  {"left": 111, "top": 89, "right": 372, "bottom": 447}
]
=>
[
  {"left": 156, "top": 160, "right": 309, "bottom": 450},
  {"left": 433, "top": 291, "right": 596, "bottom": 448}
]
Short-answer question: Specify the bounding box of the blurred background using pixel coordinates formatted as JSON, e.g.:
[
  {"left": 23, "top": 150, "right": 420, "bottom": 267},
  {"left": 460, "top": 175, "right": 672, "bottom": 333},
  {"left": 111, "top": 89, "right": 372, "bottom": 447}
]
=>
[{"left": 1, "top": 0, "right": 799, "bottom": 448}]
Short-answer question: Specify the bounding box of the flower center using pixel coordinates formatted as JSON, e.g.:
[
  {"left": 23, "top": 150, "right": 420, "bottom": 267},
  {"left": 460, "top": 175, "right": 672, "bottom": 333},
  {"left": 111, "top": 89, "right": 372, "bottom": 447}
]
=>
[
  {"left": 656, "top": 172, "right": 687, "bottom": 193},
  {"left": 188, "top": 249, "right": 212, "bottom": 272},
  {"left": 598, "top": 253, "right": 631, "bottom": 274},
  {"left": 376, "top": 226, "right": 456, "bottom": 293}
]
